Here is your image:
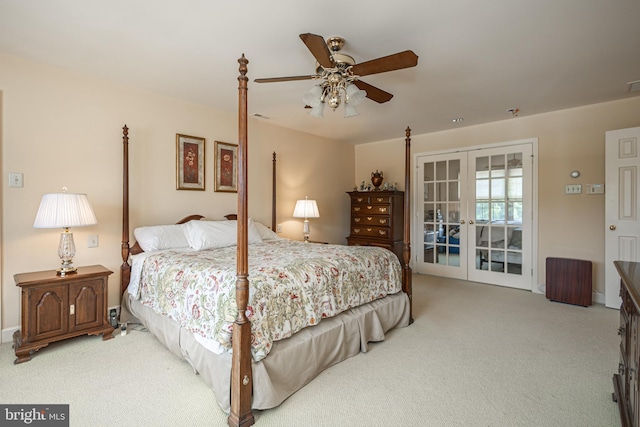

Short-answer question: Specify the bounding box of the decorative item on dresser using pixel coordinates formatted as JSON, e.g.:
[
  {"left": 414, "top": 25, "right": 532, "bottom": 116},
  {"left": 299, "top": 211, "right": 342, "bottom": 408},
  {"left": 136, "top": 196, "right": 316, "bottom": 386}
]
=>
[
  {"left": 13, "top": 265, "right": 114, "bottom": 364},
  {"left": 346, "top": 190, "right": 404, "bottom": 264},
  {"left": 613, "top": 260, "right": 640, "bottom": 427}
]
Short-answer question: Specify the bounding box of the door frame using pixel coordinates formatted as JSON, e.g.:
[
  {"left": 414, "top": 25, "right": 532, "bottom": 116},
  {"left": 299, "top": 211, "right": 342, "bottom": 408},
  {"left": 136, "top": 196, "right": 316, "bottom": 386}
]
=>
[{"left": 412, "top": 137, "right": 540, "bottom": 293}]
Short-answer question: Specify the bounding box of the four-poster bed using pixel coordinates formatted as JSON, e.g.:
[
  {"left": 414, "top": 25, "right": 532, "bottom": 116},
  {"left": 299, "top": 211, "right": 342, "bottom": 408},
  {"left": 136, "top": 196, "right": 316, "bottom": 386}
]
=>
[{"left": 118, "top": 55, "right": 413, "bottom": 427}]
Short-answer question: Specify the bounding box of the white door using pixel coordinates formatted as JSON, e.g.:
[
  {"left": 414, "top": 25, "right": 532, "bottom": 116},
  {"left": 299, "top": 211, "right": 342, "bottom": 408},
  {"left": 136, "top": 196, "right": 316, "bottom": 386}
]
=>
[
  {"left": 467, "top": 144, "right": 533, "bottom": 289},
  {"left": 415, "top": 142, "right": 534, "bottom": 291},
  {"left": 605, "top": 126, "right": 640, "bottom": 308},
  {"left": 415, "top": 152, "right": 468, "bottom": 280}
]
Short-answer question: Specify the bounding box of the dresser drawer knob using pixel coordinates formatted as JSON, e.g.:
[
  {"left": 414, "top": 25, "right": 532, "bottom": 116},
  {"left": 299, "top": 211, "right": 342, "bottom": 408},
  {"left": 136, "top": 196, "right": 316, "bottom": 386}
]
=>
[
  {"left": 356, "top": 198, "right": 364, "bottom": 202},
  {"left": 378, "top": 230, "right": 387, "bottom": 236},
  {"left": 376, "top": 198, "right": 384, "bottom": 202},
  {"left": 379, "top": 219, "right": 387, "bottom": 224},
  {"left": 354, "top": 207, "right": 361, "bottom": 212},
  {"left": 354, "top": 228, "right": 361, "bottom": 233},
  {"left": 354, "top": 218, "right": 361, "bottom": 223},
  {"left": 366, "top": 228, "right": 372, "bottom": 232},
  {"left": 367, "top": 216, "right": 372, "bottom": 221},
  {"left": 367, "top": 205, "right": 373, "bottom": 210},
  {"left": 379, "top": 207, "right": 388, "bottom": 213}
]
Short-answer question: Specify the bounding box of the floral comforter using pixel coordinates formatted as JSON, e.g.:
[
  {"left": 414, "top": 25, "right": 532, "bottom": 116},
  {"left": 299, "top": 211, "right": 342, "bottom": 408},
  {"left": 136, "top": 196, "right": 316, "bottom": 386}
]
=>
[{"left": 134, "top": 239, "right": 402, "bottom": 361}]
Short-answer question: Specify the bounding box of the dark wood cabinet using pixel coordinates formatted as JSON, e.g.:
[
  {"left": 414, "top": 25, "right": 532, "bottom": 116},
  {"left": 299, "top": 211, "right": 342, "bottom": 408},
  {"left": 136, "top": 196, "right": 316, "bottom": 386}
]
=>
[
  {"left": 13, "top": 265, "right": 114, "bottom": 364},
  {"left": 613, "top": 260, "right": 640, "bottom": 426},
  {"left": 346, "top": 190, "right": 404, "bottom": 264},
  {"left": 545, "top": 257, "right": 592, "bottom": 306}
]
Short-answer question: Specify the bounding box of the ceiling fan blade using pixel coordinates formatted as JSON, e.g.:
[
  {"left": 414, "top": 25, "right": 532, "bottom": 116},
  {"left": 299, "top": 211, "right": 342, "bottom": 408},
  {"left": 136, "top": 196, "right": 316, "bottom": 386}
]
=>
[
  {"left": 254, "top": 75, "right": 316, "bottom": 83},
  {"left": 351, "top": 50, "right": 418, "bottom": 77},
  {"left": 299, "top": 33, "right": 334, "bottom": 69},
  {"left": 353, "top": 80, "right": 394, "bottom": 103}
]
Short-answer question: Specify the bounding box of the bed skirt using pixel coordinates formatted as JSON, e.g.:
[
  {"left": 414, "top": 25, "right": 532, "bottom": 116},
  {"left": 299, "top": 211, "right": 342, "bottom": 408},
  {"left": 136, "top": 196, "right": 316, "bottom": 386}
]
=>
[{"left": 122, "top": 291, "right": 411, "bottom": 412}]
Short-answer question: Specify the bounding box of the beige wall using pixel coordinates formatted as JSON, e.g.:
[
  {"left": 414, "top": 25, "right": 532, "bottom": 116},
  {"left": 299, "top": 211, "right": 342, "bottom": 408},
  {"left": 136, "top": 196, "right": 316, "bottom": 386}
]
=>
[
  {"left": 0, "top": 53, "right": 354, "bottom": 338},
  {"left": 356, "top": 96, "right": 640, "bottom": 297}
]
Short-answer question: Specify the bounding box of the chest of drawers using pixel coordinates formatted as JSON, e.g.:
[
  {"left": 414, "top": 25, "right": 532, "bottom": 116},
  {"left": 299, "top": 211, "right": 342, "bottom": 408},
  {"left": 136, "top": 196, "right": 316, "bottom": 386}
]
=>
[{"left": 346, "top": 190, "right": 404, "bottom": 264}]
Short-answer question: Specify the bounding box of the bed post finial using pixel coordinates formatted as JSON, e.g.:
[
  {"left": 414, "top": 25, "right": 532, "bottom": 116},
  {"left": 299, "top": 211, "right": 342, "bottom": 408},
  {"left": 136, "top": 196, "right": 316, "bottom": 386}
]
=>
[
  {"left": 229, "top": 54, "right": 255, "bottom": 427},
  {"left": 403, "top": 126, "right": 413, "bottom": 323}
]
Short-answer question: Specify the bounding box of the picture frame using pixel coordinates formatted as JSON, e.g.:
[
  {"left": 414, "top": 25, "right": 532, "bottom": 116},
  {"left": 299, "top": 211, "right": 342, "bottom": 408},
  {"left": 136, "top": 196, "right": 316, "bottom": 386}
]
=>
[
  {"left": 214, "top": 141, "right": 238, "bottom": 192},
  {"left": 176, "top": 134, "right": 205, "bottom": 190}
]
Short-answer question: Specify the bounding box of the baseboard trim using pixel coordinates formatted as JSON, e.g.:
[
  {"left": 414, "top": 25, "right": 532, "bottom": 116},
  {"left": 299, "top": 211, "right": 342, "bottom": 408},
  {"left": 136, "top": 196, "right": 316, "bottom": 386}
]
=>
[{"left": 1, "top": 327, "right": 19, "bottom": 344}]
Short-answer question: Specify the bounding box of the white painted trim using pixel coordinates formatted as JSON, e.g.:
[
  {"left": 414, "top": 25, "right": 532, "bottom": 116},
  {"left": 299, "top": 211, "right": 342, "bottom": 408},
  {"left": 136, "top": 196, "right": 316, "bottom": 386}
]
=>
[{"left": 2, "top": 327, "right": 19, "bottom": 344}]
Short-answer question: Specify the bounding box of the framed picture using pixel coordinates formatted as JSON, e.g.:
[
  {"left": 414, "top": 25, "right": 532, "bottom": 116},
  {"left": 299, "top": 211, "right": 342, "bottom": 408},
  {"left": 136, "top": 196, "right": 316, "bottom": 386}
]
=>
[
  {"left": 215, "top": 141, "right": 238, "bottom": 192},
  {"left": 176, "top": 134, "right": 205, "bottom": 190}
]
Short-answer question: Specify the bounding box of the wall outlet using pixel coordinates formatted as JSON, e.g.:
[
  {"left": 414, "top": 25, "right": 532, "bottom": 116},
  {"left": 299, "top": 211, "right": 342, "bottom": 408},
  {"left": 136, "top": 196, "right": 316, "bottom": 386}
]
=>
[
  {"left": 277, "top": 224, "right": 283, "bottom": 233},
  {"left": 565, "top": 184, "right": 582, "bottom": 194}
]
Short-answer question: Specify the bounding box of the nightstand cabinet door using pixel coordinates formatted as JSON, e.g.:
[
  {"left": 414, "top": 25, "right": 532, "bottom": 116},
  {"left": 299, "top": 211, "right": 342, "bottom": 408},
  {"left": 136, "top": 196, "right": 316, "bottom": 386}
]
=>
[
  {"left": 69, "top": 279, "right": 104, "bottom": 332},
  {"left": 27, "top": 284, "right": 69, "bottom": 342}
]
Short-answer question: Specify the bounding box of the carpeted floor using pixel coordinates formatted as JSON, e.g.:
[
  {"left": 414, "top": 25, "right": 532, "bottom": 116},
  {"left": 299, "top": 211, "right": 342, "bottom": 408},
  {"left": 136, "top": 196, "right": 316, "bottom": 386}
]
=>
[{"left": 0, "top": 274, "right": 621, "bottom": 426}]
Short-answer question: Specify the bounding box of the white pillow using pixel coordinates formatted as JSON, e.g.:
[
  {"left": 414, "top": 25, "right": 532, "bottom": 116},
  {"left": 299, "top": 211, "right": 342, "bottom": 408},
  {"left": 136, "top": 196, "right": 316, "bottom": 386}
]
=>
[
  {"left": 252, "top": 220, "right": 278, "bottom": 240},
  {"left": 133, "top": 224, "right": 190, "bottom": 252},
  {"left": 185, "top": 219, "right": 262, "bottom": 250}
]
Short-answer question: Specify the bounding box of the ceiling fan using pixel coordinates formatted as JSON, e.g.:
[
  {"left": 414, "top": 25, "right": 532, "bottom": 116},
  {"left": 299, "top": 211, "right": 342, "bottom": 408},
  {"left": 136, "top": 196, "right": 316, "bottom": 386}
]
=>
[{"left": 254, "top": 33, "right": 419, "bottom": 117}]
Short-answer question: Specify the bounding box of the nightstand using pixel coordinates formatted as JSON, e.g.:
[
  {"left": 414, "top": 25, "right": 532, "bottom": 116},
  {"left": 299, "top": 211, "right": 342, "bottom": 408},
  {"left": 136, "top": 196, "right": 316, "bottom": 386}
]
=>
[{"left": 13, "top": 265, "right": 114, "bottom": 364}]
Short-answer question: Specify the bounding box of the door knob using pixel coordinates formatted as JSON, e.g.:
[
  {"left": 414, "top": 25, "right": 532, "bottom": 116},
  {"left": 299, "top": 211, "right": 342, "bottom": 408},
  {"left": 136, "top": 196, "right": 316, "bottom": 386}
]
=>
[
  {"left": 469, "top": 220, "right": 475, "bottom": 224},
  {"left": 610, "top": 225, "right": 617, "bottom": 230},
  {"left": 460, "top": 220, "right": 465, "bottom": 224}
]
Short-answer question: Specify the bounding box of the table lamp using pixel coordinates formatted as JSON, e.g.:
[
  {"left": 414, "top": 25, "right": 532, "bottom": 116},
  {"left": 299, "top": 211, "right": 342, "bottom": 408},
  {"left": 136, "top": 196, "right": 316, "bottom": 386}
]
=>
[
  {"left": 33, "top": 187, "right": 97, "bottom": 275},
  {"left": 292, "top": 197, "right": 320, "bottom": 242}
]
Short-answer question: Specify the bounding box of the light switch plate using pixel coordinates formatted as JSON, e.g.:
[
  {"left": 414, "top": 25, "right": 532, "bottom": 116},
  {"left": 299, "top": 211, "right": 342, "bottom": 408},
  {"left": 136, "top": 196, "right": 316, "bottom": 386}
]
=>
[
  {"left": 9, "top": 173, "right": 23, "bottom": 188},
  {"left": 586, "top": 183, "right": 605, "bottom": 194}
]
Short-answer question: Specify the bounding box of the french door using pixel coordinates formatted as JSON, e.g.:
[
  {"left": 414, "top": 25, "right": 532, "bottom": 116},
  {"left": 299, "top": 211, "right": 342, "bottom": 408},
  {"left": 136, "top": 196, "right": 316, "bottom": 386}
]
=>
[{"left": 415, "top": 142, "right": 534, "bottom": 290}]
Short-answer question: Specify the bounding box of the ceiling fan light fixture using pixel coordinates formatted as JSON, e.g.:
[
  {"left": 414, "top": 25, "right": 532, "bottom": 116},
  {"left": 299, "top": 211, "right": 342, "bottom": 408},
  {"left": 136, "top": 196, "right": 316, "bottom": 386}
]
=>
[
  {"left": 257, "top": 33, "right": 417, "bottom": 119},
  {"left": 344, "top": 103, "right": 360, "bottom": 118},
  {"left": 346, "top": 83, "right": 366, "bottom": 106},
  {"left": 327, "top": 90, "right": 341, "bottom": 109},
  {"left": 303, "top": 85, "right": 323, "bottom": 107},
  {"left": 309, "top": 102, "right": 325, "bottom": 118}
]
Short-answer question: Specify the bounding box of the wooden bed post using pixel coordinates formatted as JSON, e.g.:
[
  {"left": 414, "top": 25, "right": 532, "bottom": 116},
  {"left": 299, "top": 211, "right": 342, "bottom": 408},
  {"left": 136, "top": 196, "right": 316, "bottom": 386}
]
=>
[
  {"left": 120, "top": 125, "right": 131, "bottom": 295},
  {"left": 403, "top": 126, "right": 413, "bottom": 323},
  {"left": 272, "top": 152, "right": 277, "bottom": 232},
  {"left": 228, "top": 54, "right": 255, "bottom": 427}
]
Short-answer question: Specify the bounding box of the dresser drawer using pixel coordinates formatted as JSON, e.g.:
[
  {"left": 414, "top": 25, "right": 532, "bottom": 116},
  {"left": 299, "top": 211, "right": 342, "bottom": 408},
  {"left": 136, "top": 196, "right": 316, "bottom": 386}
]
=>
[
  {"left": 350, "top": 225, "right": 391, "bottom": 238},
  {"left": 352, "top": 215, "right": 390, "bottom": 226},
  {"left": 352, "top": 204, "right": 390, "bottom": 215}
]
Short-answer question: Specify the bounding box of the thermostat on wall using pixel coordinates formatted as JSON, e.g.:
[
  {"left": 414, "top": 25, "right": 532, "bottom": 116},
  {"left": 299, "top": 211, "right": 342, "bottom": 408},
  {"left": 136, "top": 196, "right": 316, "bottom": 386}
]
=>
[{"left": 586, "top": 184, "right": 604, "bottom": 194}]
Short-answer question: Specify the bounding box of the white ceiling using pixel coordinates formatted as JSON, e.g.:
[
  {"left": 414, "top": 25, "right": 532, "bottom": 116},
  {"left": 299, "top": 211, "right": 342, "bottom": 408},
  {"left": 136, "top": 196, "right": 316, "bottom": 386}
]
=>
[{"left": 1, "top": 1, "right": 639, "bottom": 144}]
